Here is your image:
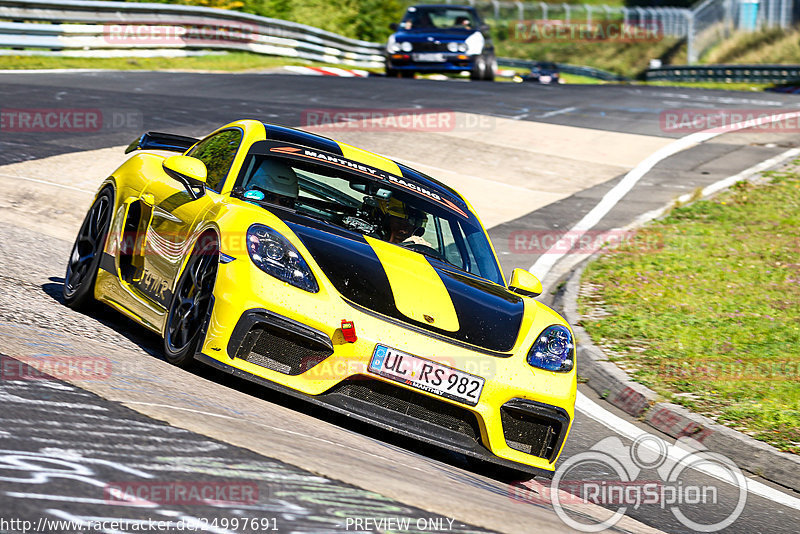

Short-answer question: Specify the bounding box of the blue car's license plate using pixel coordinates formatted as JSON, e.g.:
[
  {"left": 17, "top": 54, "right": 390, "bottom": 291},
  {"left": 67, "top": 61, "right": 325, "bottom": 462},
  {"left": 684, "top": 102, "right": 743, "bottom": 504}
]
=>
[{"left": 413, "top": 52, "right": 445, "bottom": 62}]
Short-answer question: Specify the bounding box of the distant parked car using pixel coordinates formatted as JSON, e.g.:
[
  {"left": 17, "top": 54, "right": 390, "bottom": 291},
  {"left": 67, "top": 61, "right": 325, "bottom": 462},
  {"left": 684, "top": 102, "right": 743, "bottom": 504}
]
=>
[
  {"left": 385, "top": 4, "right": 496, "bottom": 81},
  {"left": 526, "top": 62, "right": 561, "bottom": 84}
]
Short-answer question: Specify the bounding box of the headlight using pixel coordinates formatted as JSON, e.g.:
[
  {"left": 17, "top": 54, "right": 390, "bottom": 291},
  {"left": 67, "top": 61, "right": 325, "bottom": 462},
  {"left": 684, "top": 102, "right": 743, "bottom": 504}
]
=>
[
  {"left": 447, "top": 41, "right": 459, "bottom": 52},
  {"left": 527, "top": 325, "right": 574, "bottom": 372},
  {"left": 400, "top": 41, "right": 413, "bottom": 52},
  {"left": 387, "top": 35, "right": 400, "bottom": 53},
  {"left": 458, "top": 42, "right": 468, "bottom": 52},
  {"left": 246, "top": 224, "right": 318, "bottom": 293}
]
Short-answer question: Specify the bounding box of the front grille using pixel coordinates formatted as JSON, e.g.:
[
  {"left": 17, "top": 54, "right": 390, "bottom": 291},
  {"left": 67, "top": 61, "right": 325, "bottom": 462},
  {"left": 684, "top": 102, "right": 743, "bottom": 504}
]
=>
[
  {"left": 412, "top": 41, "right": 449, "bottom": 52},
  {"left": 234, "top": 326, "right": 333, "bottom": 375},
  {"left": 329, "top": 379, "right": 481, "bottom": 442},
  {"left": 500, "top": 403, "right": 564, "bottom": 461}
]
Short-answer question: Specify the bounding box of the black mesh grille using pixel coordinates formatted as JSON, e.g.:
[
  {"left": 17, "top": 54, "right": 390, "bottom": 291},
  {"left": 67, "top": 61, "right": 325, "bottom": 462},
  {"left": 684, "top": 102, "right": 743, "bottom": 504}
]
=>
[
  {"left": 234, "top": 326, "right": 333, "bottom": 376},
  {"left": 330, "top": 379, "right": 481, "bottom": 441},
  {"left": 500, "top": 407, "right": 562, "bottom": 461}
]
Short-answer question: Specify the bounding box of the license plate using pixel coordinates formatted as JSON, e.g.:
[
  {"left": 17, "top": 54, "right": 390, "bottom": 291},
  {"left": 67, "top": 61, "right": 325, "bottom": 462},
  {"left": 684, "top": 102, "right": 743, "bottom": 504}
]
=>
[
  {"left": 369, "top": 345, "right": 485, "bottom": 406},
  {"left": 413, "top": 53, "right": 445, "bottom": 62}
]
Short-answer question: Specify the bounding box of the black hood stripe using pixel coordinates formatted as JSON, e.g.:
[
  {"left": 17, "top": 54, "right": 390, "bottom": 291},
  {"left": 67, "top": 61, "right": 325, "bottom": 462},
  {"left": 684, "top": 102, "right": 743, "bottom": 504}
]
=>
[{"left": 287, "top": 221, "right": 523, "bottom": 353}]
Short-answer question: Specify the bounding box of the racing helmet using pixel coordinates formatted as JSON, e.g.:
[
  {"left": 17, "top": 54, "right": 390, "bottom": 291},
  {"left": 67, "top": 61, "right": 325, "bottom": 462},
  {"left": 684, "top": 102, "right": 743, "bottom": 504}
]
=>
[
  {"left": 249, "top": 158, "right": 298, "bottom": 199},
  {"left": 378, "top": 197, "right": 427, "bottom": 236}
]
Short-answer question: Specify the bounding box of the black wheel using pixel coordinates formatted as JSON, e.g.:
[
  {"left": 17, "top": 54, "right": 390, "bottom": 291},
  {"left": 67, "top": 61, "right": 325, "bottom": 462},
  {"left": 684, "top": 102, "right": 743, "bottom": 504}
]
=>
[
  {"left": 483, "top": 54, "right": 496, "bottom": 81},
  {"left": 470, "top": 55, "right": 489, "bottom": 81},
  {"left": 385, "top": 67, "right": 398, "bottom": 77},
  {"left": 163, "top": 234, "right": 219, "bottom": 367},
  {"left": 400, "top": 71, "right": 415, "bottom": 79},
  {"left": 63, "top": 188, "right": 113, "bottom": 309}
]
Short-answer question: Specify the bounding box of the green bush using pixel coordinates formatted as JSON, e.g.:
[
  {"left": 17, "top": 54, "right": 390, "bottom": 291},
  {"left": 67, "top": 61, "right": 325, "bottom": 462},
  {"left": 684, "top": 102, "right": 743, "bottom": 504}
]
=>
[{"left": 117, "top": 0, "right": 405, "bottom": 42}]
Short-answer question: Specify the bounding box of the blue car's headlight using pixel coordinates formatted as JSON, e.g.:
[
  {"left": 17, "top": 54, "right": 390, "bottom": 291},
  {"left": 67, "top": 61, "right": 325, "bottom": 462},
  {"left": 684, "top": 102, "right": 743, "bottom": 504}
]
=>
[
  {"left": 246, "top": 224, "right": 318, "bottom": 293},
  {"left": 527, "top": 325, "right": 574, "bottom": 372}
]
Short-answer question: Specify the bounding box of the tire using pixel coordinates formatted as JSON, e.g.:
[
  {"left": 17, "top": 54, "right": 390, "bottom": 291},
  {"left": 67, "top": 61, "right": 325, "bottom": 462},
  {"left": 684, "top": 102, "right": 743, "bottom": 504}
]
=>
[
  {"left": 400, "top": 71, "right": 415, "bottom": 79},
  {"left": 483, "top": 54, "right": 496, "bottom": 81},
  {"left": 470, "top": 55, "right": 487, "bottom": 81},
  {"left": 163, "top": 233, "right": 219, "bottom": 367},
  {"left": 385, "top": 67, "right": 398, "bottom": 78},
  {"left": 63, "top": 187, "right": 113, "bottom": 309}
]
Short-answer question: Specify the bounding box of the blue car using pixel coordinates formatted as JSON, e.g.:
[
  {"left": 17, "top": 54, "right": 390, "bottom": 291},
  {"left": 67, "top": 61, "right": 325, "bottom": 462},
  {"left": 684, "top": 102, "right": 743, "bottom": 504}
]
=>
[
  {"left": 385, "top": 4, "right": 495, "bottom": 81},
  {"left": 526, "top": 61, "right": 561, "bottom": 84}
]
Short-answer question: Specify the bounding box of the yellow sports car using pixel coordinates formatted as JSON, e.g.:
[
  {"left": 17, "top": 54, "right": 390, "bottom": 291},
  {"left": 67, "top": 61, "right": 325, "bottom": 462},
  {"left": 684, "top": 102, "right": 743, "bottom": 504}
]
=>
[{"left": 63, "top": 119, "right": 576, "bottom": 476}]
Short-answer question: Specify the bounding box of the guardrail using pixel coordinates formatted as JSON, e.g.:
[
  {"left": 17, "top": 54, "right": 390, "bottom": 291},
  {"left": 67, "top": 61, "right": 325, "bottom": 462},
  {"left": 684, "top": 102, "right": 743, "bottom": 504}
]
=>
[
  {"left": 0, "top": 0, "right": 385, "bottom": 66},
  {"left": 497, "top": 57, "right": 628, "bottom": 81},
  {"left": 646, "top": 64, "right": 800, "bottom": 83}
]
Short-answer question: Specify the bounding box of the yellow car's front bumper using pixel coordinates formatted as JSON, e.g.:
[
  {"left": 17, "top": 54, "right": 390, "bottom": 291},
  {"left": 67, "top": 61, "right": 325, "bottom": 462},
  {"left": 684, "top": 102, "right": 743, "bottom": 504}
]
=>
[{"left": 197, "top": 257, "right": 576, "bottom": 476}]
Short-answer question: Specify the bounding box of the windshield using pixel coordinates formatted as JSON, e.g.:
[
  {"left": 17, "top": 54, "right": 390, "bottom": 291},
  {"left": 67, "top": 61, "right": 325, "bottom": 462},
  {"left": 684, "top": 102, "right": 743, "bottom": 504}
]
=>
[
  {"left": 401, "top": 6, "right": 478, "bottom": 30},
  {"left": 234, "top": 154, "right": 504, "bottom": 285}
]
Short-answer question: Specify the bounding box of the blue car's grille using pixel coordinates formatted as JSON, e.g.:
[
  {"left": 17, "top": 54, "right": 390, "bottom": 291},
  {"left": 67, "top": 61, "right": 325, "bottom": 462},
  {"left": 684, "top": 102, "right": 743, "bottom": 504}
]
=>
[{"left": 411, "top": 41, "right": 450, "bottom": 52}]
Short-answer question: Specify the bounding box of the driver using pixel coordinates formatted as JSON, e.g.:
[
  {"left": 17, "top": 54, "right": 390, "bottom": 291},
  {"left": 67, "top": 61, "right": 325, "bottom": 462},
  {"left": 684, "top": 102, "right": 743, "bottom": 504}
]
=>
[
  {"left": 246, "top": 158, "right": 298, "bottom": 208},
  {"left": 454, "top": 15, "right": 472, "bottom": 29},
  {"left": 377, "top": 197, "right": 427, "bottom": 244}
]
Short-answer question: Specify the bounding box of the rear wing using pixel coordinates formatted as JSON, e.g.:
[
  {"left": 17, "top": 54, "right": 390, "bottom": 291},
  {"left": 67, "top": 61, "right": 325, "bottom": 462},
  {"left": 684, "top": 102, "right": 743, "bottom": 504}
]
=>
[{"left": 125, "top": 132, "right": 200, "bottom": 154}]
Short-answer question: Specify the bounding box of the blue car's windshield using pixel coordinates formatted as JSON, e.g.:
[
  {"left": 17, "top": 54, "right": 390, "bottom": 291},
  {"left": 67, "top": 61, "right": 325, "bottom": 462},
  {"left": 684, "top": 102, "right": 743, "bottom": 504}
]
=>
[{"left": 401, "top": 6, "right": 479, "bottom": 30}]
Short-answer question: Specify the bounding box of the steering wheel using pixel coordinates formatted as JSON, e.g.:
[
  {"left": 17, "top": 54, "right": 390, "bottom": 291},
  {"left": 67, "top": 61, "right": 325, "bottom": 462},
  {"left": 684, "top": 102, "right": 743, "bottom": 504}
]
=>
[{"left": 400, "top": 242, "right": 447, "bottom": 261}]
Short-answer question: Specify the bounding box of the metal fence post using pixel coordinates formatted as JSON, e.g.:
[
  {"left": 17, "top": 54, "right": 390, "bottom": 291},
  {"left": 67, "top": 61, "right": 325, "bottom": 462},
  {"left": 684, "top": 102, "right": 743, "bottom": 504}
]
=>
[
  {"left": 687, "top": 10, "right": 696, "bottom": 64},
  {"left": 515, "top": 1, "right": 524, "bottom": 22},
  {"left": 563, "top": 3, "right": 571, "bottom": 24},
  {"left": 540, "top": 2, "right": 548, "bottom": 21}
]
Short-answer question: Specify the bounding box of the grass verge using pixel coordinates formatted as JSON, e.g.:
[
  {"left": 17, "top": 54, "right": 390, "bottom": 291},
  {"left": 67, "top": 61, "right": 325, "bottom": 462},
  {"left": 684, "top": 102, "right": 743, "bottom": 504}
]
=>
[
  {"left": 0, "top": 52, "right": 382, "bottom": 73},
  {"left": 578, "top": 161, "right": 800, "bottom": 454}
]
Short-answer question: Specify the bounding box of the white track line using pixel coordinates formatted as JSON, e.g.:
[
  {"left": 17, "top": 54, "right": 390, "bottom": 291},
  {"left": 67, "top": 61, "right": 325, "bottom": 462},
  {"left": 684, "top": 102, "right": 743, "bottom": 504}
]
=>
[
  {"left": 536, "top": 106, "right": 576, "bottom": 119},
  {"left": 577, "top": 392, "right": 800, "bottom": 511},
  {"left": 535, "top": 109, "right": 800, "bottom": 509},
  {"left": 530, "top": 110, "right": 800, "bottom": 280},
  {"left": 629, "top": 147, "right": 800, "bottom": 228}
]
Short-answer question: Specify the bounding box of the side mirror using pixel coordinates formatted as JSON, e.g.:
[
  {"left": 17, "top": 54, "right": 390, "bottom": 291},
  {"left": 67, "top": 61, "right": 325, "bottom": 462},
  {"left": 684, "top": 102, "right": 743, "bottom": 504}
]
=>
[
  {"left": 163, "top": 155, "right": 207, "bottom": 200},
  {"left": 389, "top": 22, "right": 399, "bottom": 31},
  {"left": 479, "top": 23, "right": 491, "bottom": 33},
  {"left": 508, "top": 268, "right": 542, "bottom": 297}
]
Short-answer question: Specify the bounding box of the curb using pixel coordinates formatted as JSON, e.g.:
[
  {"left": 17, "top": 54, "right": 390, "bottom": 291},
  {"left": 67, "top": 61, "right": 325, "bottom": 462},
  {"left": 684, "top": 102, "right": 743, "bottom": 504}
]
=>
[
  {"left": 283, "top": 66, "right": 370, "bottom": 77},
  {"left": 555, "top": 160, "right": 800, "bottom": 491}
]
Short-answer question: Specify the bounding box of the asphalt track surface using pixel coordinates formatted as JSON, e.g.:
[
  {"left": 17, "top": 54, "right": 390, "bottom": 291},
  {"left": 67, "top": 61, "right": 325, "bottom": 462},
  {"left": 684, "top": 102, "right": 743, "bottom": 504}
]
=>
[{"left": 1, "top": 72, "right": 799, "bottom": 533}]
